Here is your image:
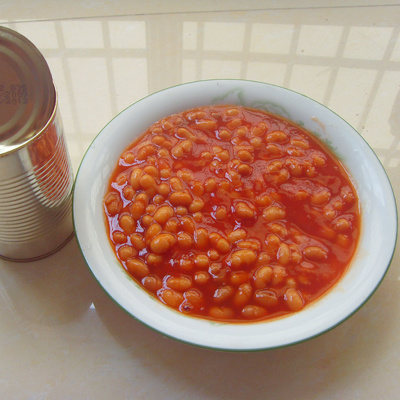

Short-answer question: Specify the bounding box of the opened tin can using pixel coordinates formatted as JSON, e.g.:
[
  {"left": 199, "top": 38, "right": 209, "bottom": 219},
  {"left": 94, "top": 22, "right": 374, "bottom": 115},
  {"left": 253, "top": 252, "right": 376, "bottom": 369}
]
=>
[{"left": 0, "top": 26, "right": 74, "bottom": 261}]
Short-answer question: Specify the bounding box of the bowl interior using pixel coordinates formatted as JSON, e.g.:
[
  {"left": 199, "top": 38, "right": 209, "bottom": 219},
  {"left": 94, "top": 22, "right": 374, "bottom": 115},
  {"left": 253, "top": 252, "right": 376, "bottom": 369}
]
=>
[{"left": 73, "top": 80, "right": 397, "bottom": 351}]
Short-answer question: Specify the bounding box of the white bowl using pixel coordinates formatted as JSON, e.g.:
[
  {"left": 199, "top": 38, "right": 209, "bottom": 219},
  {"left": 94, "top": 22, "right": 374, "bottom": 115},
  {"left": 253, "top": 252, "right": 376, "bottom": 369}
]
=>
[{"left": 73, "top": 80, "right": 398, "bottom": 351}]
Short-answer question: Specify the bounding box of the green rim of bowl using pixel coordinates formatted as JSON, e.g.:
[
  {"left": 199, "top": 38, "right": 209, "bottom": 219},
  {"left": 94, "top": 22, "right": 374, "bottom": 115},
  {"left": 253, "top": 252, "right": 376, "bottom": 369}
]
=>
[{"left": 72, "top": 78, "right": 398, "bottom": 352}]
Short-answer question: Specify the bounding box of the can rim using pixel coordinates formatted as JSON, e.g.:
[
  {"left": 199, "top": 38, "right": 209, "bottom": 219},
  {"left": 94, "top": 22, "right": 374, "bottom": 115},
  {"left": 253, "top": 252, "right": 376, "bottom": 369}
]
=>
[
  {"left": 0, "top": 85, "right": 58, "bottom": 157},
  {"left": 0, "top": 26, "right": 56, "bottom": 156}
]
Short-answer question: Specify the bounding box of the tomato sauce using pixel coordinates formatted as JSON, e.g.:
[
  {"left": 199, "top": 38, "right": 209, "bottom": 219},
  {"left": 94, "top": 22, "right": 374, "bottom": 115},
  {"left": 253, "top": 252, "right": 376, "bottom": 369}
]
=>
[{"left": 103, "top": 105, "right": 360, "bottom": 322}]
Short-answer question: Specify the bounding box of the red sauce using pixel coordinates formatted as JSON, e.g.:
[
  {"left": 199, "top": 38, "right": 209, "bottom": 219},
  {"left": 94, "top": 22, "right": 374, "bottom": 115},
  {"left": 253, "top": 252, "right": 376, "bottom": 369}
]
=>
[{"left": 103, "top": 105, "right": 360, "bottom": 322}]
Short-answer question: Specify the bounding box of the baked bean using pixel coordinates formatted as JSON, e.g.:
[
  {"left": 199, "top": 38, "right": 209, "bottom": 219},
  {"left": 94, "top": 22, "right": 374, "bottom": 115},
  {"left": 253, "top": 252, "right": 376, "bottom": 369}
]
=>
[
  {"left": 135, "top": 193, "right": 149, "bottom": 205},
  {"left": 208, "top": 306, "right": 235, "bottom": 320},
  {"left": 286, "top": 277, "right": 297, "bottom": 288},
  {"left": 192, "top": 212, "right": 203, "bottom": 222},
  {"left": 230, "top": 271, "right": 249, "bottom": 286},
  {"left": 271, "top": 265, "right": 287, "bottom": 286},
  {"left": 311, "top": 189, "right": 331, "bottom": 206},
  {"left": 122, "top": 151, "right": 135, "bottom": 164},
  {"left": 169, "top": 191, "right": 192, "bottom": 206},
  {"left": 157, "top": 183, "right": 170, "bottom": 197},
  {"left": 188, "top": 199, "right": 204, "bottom": 213},
  {"left": 251, "top": 122, "right": 267, "bottom": 136},
  {"left": 162, "top": 120, "right": 174, "bottom": 131},
  {"left": 285, "top": 288, "right": 304, "bottom": 311},
  {"left": 147, "top": 253, "right": 164, "bottom": 267},
  {"left": 145, "top": 223, "right": 162, "bottom": 244},
  {"left": 313, "top": 153, "right": 327, "bottom": 167},
  {"left": 194, "top": 271, "right": 210, "bottom": 285},
  {"left": 235, "top": 202, "right": 255, "bottom": 219},
  {"left": 227, "top": 229, "right": 247, "bottom": 243},
  {"left": 262, "top": 206, "right": 286, "bottom": 222},
  {"left": 256, "top": 252, "right": 271, "bottom": 267},
  {"left": 164, "top": 218, "right": 179, "bottom": 233},
  {"left": 119, "top": 214, "right": 136, "bottom": 234},
  {"left": 204, "top": 178, "right": 217, "bottom": 193},
  {"left": 184, "top": 289, "right": 203, "bottom": 306},
  {"left": 194, "top": 228, "right": 209, "bottom": 250},
  {"left": 289, "top": 244, "right": 302, "bottom": 264},
  {"left": 277, "top": 242, "right": 291, "bottom": 265},
  {"left": 237, "top": 164, "right": 252, "bottom": 176},
  {"left": 213, "top": 285, "right": 234, "bottom": 303},
  {"left": 303, "top": 246, "right": 328, "bottom": 261},
  {"left": 255, "top": 195, "right": 272, "bottom": 207},
  {"left": 250, "top": 137, "right": 263, "bottom": 149},
  {"left": 254, "top": 289, "right": 278, "bottom": 308},
  {"left": 266, "top": 130, "right": 288, "bottom": 143},
  {"left": 191, "top": 180, "right": 204, "bottom": 196},
  {"left": 265, "top": 234, "right": 281, "bottom": 256},
  {"left": 207, "top": 249, "right": 220, "bottom": 261},
  {"left": 237, "top": 239, "right": 261, "bottom": 251},
  {"left": 253, "top": 266, "right": 273, "bottom": 289},
  {"left": 215, "top": 238, "right": 230, "bottom": 254},
  {"left": 290, "top": 138, "right": 309, "bottom": 149},
  {"left": 196, "top": 119, "right": 217, "bottom": 131},
  {"left": 176, "top": 256, "right": 192, "bottom": 270},
  {"left": 218, "top": 129, "right": 232, "bottom": 141},
  {"left": 104, "top": 193, "right": 122, "bottom": 216},
  {"left": 209, "top": 232, "right": 221, "bottom": 247},
  {"left": 118, "top": 245, "right": 135, "bottom": 261},
  {"left": 143, "top": 165, "right": 159, "bottom": 177},
  {"left": 160, "top": 288, "right": 184, "bottom": 308},
  {"left": 175, "top": 206, "right": 187, "bottom": 216},
  {"left": 186, "top": 110, "right": 206, "bottom": 120},
  {"left": 180, "top": 216, "right": 195, "bottom": 235},
  {"left": 237, "top": 149, "right": 253, "bottom": 162},
  {"left": 209, "top": 263, "right": 229, "bottom": 283},
  {"left": 130, "top": 233, "right": 146, "bottom": 250},
  {"left": 122, "top": 186, "right": 135, "bottom": 201},
  {"left": 140, "top": 174, "right": 157, "bottom": 191},
  {"left": 177, "top": 127, "right": 196, "bottom": 141},
  {"left": 230, "top": 250, "right": 257, "bottom": 269},
  {"left": 334, "top": 218, "right": 351, "bottom": 232},
  {"left": 160, "top": 168, "right": 172, "bottom": 179},
  {"left": 285, "top": 158, "right": 303, "bottom": 176},
  {"left": 152, "top": 195, "right": 164, "bottom": 206},
  {"left": 146, "top": 204, "right": 157, "bottom": 215},
  {"left": 226, "top": 107, "right": 239, "bottom": 116},
  {"left": 141, "top": 215, "right": 153, "bottom": 227},
  {"left": 126, "top": 258, "right": 149, "bottom": 278},
  {"left": 130, "top": 168, "right": 143, "bottom": 190},
  {"left": 169, "top": 176, "right": 182, "bottom": 191},
  {"left": 177, "top": 232, "right": 193, "bottom": 249},
  {"left": 150, "top": 233, "right": 176, "bottom": 254},
  {"left": 194, "top": 254, "right": 210, "bottom": 269},
  {"left": 158, "top": 148, "right": 170, "bottom": 158},
  {"left": 337, "top": 234, "right": 351, "bottom": 248},
  {"left": 233, "top": 283, "right": 252, "bottom": 308},
  {"left": 166, "top": 275, "right": 192, "bottom": 291},
  {"left": 268, "top": 223, "right": 288, "bottom": 238},
  {"left": 241, "top": 305, "right": 267, "bottom": 320},
  {"left": 138, "top": 145, "right": 156, "bottom": 160},
  {"left": 142, "top": 275, "right": 162, "bottom": 292},
  {"left": 153, "top": 205, "right": 174, "bottom": 225},
  {"left": 112, "top": 231, "right": 127, "bottom": 244},
  {"left": 341, "top": 186, "right": 356, "bottom": 205},
  {"left": 228, "top": 118, "right": 243, "bottom": 129}
]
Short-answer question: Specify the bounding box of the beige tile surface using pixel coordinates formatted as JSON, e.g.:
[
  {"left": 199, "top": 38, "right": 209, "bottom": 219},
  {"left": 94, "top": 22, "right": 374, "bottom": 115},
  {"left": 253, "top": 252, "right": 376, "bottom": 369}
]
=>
[{"left": 0, "top": 1, "right": 399, "bottom": 399}]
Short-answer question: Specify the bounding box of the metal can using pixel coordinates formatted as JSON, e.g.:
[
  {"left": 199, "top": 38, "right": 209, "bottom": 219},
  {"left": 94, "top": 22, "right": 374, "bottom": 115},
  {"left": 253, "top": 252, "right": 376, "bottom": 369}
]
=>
[{"left": 0, "top": 26, "right": 74, "bottom": 261}]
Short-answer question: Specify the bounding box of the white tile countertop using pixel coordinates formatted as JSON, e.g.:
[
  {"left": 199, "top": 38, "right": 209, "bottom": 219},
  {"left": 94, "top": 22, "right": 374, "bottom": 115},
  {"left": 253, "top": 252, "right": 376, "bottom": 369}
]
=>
[{"left": 0, "top": 1, "right": 399, "bottom": 398}]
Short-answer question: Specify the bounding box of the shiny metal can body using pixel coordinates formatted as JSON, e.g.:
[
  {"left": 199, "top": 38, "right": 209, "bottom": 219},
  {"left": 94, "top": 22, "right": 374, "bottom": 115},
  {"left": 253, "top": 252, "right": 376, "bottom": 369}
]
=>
[{"left": 0, "top": 26, "right": 74, "bottom": 261}]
